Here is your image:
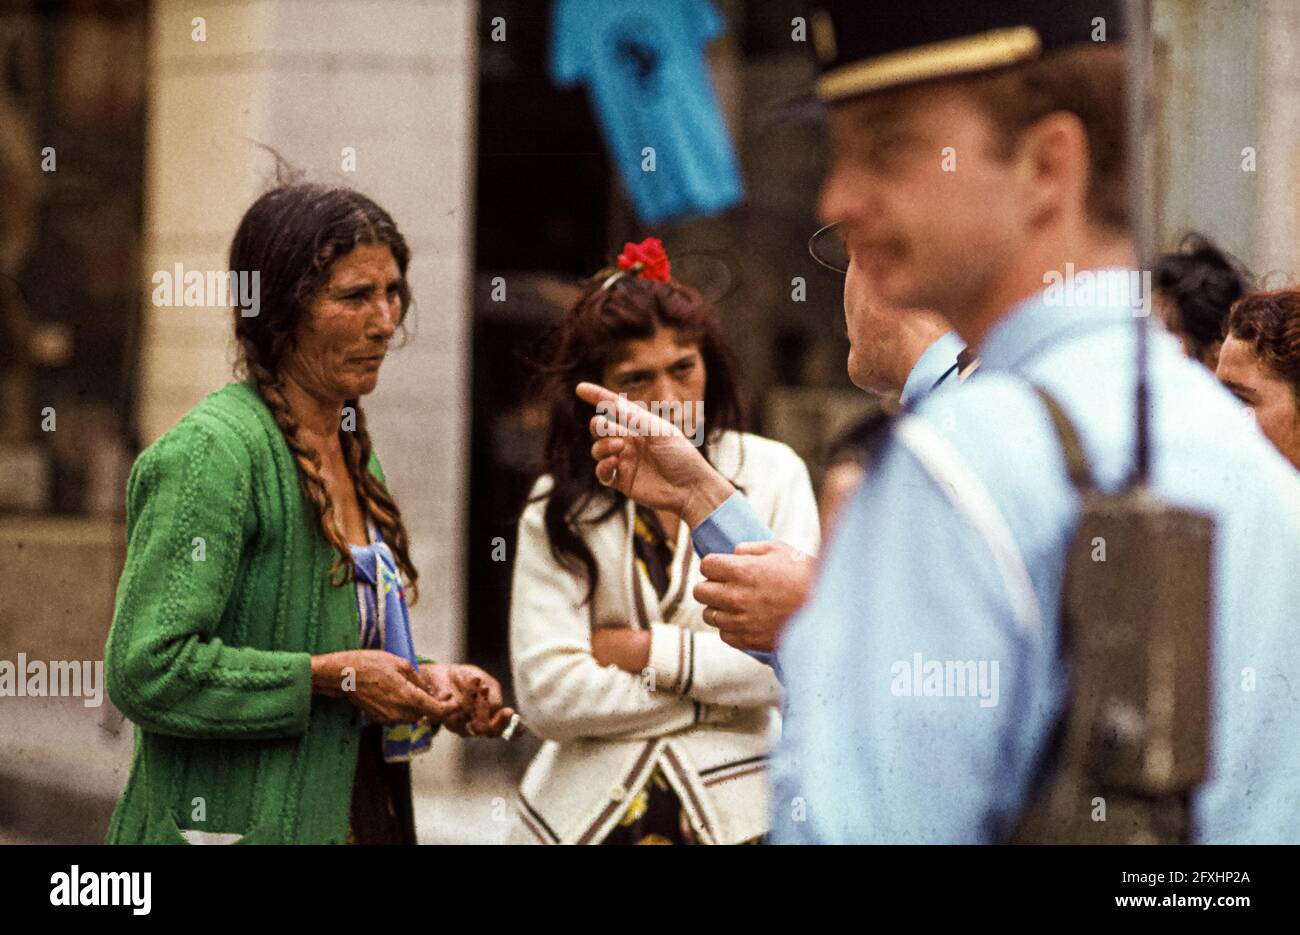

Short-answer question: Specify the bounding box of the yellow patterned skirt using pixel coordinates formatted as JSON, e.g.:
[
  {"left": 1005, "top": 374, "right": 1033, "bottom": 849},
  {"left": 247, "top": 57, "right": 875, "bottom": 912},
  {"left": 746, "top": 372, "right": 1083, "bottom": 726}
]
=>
[{"left": 600, "top": 766, "right": 761, "bottom": 845}]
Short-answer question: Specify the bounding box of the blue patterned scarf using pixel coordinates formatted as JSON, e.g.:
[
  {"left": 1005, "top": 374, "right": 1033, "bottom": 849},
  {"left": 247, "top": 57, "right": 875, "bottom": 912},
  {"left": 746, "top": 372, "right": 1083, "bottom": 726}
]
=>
[{"left": 350, "top": 528, "right": 433, "bottom": 763}]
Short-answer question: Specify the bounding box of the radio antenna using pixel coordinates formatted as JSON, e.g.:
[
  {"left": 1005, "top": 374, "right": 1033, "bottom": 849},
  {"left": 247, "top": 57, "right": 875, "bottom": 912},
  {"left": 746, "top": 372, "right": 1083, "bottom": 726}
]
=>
[{"left": 1127, "top": 0, "right": 1155, "bottom": 488}]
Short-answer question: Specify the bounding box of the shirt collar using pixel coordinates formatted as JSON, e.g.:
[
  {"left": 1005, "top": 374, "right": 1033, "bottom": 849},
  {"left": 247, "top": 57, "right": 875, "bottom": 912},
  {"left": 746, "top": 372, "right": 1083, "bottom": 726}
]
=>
[
  {"left": 900, "top": 330, "right": 966, "bottom": 406},
  {"left": 976, "top": 267, "right": 1143, "bottom": 372}
]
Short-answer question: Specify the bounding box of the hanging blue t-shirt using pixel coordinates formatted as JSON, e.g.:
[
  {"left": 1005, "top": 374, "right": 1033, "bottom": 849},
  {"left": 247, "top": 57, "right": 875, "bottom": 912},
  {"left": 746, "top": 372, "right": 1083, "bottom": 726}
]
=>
[{"left": 551, "top": 0, "right": 745, "bottom": 225}]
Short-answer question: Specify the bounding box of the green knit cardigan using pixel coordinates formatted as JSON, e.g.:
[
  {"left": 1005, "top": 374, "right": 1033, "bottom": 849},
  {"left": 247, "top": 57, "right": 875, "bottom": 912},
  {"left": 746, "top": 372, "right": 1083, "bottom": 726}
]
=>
[{"left": 105, "top": 380, "right": 398, "bottom": 844}]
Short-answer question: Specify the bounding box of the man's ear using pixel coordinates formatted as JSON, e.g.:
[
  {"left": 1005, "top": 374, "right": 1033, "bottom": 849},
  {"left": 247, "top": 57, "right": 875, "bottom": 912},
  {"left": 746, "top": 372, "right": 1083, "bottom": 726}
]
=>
[{"left": 1016, "top": 111, "right": 1090, "bottom": 232}]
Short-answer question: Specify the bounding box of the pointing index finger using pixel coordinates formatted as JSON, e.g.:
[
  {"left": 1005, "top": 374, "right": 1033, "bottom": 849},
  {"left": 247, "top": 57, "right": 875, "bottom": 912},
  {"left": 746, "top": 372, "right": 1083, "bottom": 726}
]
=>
[
  {"left": 576, "top": 381, "right": 619, "bottom": 407},
  {"left": 577, "top": 382, "right": 661, "bottom": 436}
]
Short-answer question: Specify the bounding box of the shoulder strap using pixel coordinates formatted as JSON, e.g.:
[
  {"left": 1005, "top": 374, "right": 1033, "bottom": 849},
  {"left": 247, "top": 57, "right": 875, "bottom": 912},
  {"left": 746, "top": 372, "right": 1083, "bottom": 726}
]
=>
[
  {"left": 1027, "top": 385, "right": 1096, "bottom": 493},
  {"left": 1004, "top": 384, "right": 1093, "bottom": 842}
]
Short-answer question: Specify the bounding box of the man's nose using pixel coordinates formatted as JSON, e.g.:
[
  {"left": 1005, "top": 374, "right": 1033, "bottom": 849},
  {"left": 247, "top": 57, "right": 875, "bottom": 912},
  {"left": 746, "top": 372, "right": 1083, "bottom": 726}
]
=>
[{"left": 817, "top": 163, "right": 872, "bottom": 228}]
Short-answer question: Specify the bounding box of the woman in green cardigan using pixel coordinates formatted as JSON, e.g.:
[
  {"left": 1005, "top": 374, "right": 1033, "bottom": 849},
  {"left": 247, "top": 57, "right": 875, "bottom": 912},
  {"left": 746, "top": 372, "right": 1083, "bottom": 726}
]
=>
[{"left": 105, "top": 184, "right": 513, "bottom": 844}]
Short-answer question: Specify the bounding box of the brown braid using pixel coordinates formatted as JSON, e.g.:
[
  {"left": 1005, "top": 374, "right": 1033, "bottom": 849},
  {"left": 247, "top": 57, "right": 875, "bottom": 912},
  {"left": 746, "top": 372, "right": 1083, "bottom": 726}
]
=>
[
  {"left": 340, "top": 399, "right": 420, "bottom": 604},
  {"left": 239, "top": 345, "right": 355, "bottom": 587}
]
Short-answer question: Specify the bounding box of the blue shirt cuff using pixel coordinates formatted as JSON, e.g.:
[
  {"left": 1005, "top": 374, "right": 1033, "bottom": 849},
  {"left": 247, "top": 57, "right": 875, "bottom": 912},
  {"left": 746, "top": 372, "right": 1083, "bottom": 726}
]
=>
[
  {"left": 691, "top": 492, "right": 782, "bottom": 677},
  {"left": 691, "top": 491, "right": 774, "bottom": 558},
  {"left": 744, "top": 649, "right": 783, "bottom": 681}
]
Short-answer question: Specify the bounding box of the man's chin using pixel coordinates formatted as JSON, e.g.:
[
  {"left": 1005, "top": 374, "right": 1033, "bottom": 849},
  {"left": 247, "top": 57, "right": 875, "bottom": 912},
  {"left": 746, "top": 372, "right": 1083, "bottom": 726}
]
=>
[{"left": 847, "top": 362, "right": 885, "bottom": 396}]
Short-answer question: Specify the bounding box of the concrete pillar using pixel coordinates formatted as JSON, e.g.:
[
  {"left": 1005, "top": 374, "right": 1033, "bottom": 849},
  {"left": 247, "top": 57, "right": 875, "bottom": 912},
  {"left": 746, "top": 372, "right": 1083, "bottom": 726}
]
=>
[
  {"left": 1151, "top": 0, "right": 1300, "bottom": 278},
  {"left": 1254, "top": 0, "right": 1300, "bottom": 280},
  {"left": 1151, "top": 0, "right": 1263, "bottom": 263}
]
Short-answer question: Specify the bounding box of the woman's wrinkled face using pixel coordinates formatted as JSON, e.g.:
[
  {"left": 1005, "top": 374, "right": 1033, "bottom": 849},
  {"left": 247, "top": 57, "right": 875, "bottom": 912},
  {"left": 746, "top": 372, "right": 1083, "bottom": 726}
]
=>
[
  {"left": 601, "top": 328, "right": 706, "bottom": 440},
  {"left": 284, "top": 242, "right": 404, "bottom": 401},
  {"left": 1216, "top": 334, "right": 1300, "bottom": 470}
]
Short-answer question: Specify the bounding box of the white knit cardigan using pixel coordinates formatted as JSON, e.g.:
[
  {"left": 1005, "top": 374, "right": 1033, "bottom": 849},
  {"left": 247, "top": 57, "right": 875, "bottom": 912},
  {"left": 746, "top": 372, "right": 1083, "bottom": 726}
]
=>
[{"left": 507, "top": 430, "right": 821, "bottom": 844}]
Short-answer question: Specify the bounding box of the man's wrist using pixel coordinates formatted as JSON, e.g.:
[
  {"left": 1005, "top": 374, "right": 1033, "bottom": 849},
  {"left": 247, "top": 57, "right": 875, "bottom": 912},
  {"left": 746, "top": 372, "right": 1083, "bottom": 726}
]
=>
[{"left": 681, "top": 468, "right": 736, "bottom": 528}]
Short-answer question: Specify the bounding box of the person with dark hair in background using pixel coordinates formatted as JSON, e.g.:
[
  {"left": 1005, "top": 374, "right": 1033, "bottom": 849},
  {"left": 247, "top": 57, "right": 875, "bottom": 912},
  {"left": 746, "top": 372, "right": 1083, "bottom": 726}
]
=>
[
  {"left": 1154, "top": 232, "right": 1253, "bottom": 370},
  {"left": 507, "top": 238, "right": 819, "bottom": 844},
  {"left": 105, "top": 184, "right": 513, "bottom": 845},
  {"left": 1217, "top": 288, "right": 1300, "bottom": 469}
]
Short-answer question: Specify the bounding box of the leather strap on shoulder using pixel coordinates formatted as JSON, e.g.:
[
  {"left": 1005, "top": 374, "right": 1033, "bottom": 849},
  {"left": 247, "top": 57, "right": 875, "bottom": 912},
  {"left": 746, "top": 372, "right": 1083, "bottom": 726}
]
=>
[{"left": 1027, "top": 385, "right": 1096, "bottom": 493}]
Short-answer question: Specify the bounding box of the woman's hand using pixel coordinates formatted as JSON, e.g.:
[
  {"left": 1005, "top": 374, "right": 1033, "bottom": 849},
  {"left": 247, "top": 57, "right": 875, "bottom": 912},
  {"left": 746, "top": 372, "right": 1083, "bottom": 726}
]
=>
[
  {"left": 420, "top": 664, "right": 516, "bottom": 738},
  {"left": 311, "top": 650, "right": 459, "bottom": 725},
  {"left": 590, "top": 628, "right": 652, "bottom": 673}
]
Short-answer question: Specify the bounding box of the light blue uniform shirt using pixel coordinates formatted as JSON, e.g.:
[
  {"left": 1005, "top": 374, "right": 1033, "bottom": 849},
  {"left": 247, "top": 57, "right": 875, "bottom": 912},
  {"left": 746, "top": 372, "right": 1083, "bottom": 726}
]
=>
[{"left": 771, "top": 270, "right": 1300, "bottom": 843}]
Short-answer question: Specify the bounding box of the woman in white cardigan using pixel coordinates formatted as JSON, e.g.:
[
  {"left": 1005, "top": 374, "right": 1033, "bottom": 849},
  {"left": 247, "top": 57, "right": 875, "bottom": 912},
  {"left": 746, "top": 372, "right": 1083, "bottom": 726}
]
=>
[{"left": 508, "top": 240, "right": 820, "bottom": 845}]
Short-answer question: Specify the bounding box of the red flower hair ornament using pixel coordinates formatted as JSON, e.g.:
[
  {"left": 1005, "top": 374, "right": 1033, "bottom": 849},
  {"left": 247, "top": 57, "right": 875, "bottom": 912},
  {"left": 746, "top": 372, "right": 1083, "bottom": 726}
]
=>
[{"left": 598, "top": 237, "right": 672, "bottom": 291}]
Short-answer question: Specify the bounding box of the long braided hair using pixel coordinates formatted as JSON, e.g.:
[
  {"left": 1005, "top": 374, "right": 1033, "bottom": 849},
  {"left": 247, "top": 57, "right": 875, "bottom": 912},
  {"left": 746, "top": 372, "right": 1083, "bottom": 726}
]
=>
[{"left": 229, "top": 183, "right": 420, "bottom": 602}]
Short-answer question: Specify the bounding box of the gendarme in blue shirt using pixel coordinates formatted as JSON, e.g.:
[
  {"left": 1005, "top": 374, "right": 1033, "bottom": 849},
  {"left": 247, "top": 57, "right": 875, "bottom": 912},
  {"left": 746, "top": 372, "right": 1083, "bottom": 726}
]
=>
[{"left": 771, "top": 270, "right": 1300, "bottom": 843}]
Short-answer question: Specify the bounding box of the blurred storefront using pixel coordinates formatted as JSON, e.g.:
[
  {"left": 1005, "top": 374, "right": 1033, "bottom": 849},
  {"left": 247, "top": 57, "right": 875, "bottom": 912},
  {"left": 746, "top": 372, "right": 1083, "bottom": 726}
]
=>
[{"left": 1, "top": 0, "right": 148, "bottom": 844}]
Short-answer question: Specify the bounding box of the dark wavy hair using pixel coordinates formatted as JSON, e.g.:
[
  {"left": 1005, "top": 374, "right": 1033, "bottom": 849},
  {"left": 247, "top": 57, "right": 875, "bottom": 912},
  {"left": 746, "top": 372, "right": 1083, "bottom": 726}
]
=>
[
  {"left": 532, "top": 272, "right": 746, "bottom": 603},
  {"left": 228, "top": 183, "right": 420, "bottom": 601},
  {"left": 1154, "top": 233, "right": 1253, "bottom": 363},
  {"left": 1225, "top": 289, "right": 1300, "bottom": 407}
]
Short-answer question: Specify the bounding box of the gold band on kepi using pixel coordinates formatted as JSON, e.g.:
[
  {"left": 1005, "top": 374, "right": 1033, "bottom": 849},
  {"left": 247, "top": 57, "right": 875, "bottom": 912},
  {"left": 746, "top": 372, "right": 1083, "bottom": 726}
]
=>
[
  {"left": 816, "top": 25, "right": 1042, "bottom": 102},
  {"left": 800, "top": 1, "right": 1124, "bottom": 108}
]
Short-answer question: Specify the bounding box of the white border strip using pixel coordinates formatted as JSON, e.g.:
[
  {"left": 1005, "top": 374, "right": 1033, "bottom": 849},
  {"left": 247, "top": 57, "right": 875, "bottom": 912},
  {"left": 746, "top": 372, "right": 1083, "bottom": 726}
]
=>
[{"left": 895, "top": 417, "right": 1043, "bottom": 636}]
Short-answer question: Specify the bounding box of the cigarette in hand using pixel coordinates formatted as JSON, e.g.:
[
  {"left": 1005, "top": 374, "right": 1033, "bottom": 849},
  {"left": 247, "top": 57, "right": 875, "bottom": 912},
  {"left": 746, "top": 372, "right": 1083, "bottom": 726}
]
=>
[{"left": 501, "top": 713, "right": 522, "bottom": 741}]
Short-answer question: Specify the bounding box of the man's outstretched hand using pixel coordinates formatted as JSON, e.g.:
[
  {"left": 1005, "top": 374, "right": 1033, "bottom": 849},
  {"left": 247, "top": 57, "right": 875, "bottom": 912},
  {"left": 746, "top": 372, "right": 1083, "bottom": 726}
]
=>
[
  {"left": 575, "top": 382, "right": 735, "bottom": 526},
  {"left": 694, "top": 540, "right": 815, "bottom": 653}
]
